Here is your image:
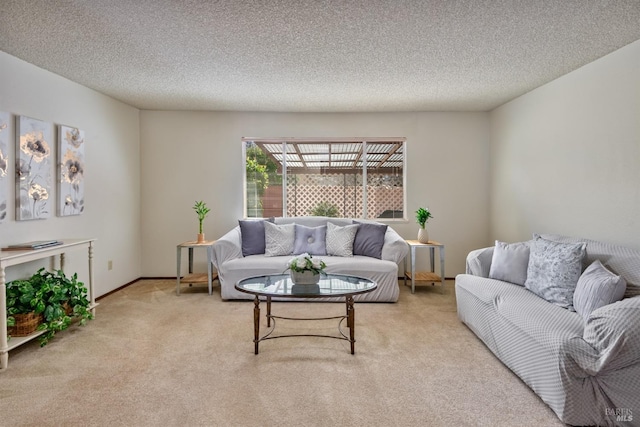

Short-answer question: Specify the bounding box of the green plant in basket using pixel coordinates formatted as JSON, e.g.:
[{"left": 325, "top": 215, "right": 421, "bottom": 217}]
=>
[
  {"left": 7, "top": 268, "right": 94, "bottom": 346},
  {"left": 6, "top": 278, "right": 46, "bottom": 336}
]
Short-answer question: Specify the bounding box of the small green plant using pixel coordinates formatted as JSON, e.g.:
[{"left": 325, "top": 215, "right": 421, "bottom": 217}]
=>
[
  {"left": 309, "top": 201, "right": 339, "bottom": 217},
  {"left": 415, "top": 207, "right": 433, "bottom": 229},
  {"left": 193, "top": 200, "right": 211, "bottom": 234}
]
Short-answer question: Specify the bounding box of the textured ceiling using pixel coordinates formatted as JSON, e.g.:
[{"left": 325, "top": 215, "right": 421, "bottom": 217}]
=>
[{"left": 1, "top": 0, "right": 639, "bottom": 112}]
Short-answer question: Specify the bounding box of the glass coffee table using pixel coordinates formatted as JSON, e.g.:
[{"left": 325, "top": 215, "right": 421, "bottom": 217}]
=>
[{"left": 235, "top": 274, "right": 377, "bottom": 355}]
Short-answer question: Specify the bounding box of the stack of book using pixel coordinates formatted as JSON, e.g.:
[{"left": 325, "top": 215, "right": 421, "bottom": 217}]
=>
[{"left": 2, "top": 240, "right": 63, "bottom": 251}]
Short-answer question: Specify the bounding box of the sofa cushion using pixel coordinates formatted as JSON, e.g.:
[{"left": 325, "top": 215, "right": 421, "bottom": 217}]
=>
[
  {"left": 524, "top": 235, "right": 586, "bottom": 311},
  {"left": 293, "top": 224, "right": 327, "bottom": 255},
  {"left": 264, "top": 222, "right": 295, "bottom": 257},
  {"left": 489, "top": 240, "right": 530, "bottom": 286},
  {"left": 353, "top": 221, "right": 388, "bottom": 259},
  {"left": 326, "top": 222, "right": 358, "bottom": 257},
  {"left": 238, "top": 218, "right": 274, "bottom": 256},
  {"left": 573, "top": 260, "right": 627, "bottom": 321}
]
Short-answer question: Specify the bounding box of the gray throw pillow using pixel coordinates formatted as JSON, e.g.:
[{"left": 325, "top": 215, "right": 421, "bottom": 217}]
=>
[
  {"left": 238, "top": 218, "right": 274, "bottom": 256},
  {"left": 264, "top": 222, "right": 295, "bottom": 257},
  {"left": 326, "top": 222, "right": 359, "bottom": 257},
  {"left": 488, "top": 240, "right": 530, "bottom": 286},
  {"left": 524, "top": 234, "right": 586, "bottom": 311},
  {"left": 574, "top": 260, "right": 627, "bottom": 321},
  {"left": 352, "top": 221, "right": 387, "bottom": 259},
  {"left": 293, "top": 224, "right": 327, "bottom": 255}
]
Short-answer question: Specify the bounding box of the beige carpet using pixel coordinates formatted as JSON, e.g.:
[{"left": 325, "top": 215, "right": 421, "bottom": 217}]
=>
[{"left": 2, "top": 279, "right": 563, "bottom": 427}]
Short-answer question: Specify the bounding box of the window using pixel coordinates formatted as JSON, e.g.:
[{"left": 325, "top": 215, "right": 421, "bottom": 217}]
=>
[{"left": 243, "top": 138, "right": 405, "bottom": 220}]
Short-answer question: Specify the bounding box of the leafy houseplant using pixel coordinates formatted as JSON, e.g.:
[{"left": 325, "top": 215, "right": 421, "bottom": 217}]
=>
[
  {"left": 193, "top": 200, "right": 211, "bottom": 243},
  {"left": 6, "top": 278, "right": 46, "bottom": 336},
  {"left": 415, "top": 207, "right": 433, "bottom": 228},
  {"left": 415, "top": 207, "right": 434, "bottom": 244},
  {"left": 6, "top": 268, "right": 93, "bottom": 346}
]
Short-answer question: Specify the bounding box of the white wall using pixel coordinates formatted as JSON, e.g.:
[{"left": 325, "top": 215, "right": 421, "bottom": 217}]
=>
[
  {"left": 490, "top": 40, "right": 640, "bottom": 249},
  {"left": 0, "top": 52, "right": 142, "bottom": 296},
  {"left": 140, "top": 111, "right": 490, "bottom": 277}
]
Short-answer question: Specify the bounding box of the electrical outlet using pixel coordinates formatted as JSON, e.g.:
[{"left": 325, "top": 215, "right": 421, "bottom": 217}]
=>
[{"left": 108, "top": 260, "right": 113, "bottom": 270}]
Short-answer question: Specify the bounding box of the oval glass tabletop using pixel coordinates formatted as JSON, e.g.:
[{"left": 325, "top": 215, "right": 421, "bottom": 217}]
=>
[{"left": 235, "top": 273, "right": 377, "bottom": 298}]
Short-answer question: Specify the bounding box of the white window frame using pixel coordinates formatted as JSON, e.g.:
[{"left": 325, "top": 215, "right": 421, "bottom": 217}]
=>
[{"left": 242, "top": 137, "right": 407, "bottom": 221}]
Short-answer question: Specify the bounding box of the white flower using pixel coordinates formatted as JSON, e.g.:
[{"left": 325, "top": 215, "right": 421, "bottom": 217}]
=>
[
  {"left": 311, "top": 259, "right": 322, "bottom": 269},
  {"left": 296, "top": 258, "right": 307, "bottom": 269}
]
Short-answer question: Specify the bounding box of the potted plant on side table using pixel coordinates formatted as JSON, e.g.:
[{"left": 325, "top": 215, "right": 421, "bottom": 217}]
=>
[
  {"left": 193, "top": 200, "right": 211, "bottom": 243},
  {"left": 415, "top": 207, "right": 434, "bottom": 244}
]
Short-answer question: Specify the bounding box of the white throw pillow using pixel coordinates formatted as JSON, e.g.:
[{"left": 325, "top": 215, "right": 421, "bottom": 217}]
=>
[
  {"left": 264, "top": 222, "right": 295, "bottom": 257},
  {"left": 326, "top": 222, "right": 359, "bottom": 257},
  {"left": 524, "top": 234, "right": 586, "bottom": 311},
  {"left": 488, "top": 240, "right": 530, "bottom": 286},
  {"left": 574, "top": 260, "right": 627, "bottom": 321}
]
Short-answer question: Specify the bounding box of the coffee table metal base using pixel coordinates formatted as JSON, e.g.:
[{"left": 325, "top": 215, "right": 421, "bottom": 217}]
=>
[{"left": 252, "top": 295, "right": 356, "bottom": 354}]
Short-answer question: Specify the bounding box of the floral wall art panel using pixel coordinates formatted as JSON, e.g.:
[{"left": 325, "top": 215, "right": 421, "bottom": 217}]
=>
[
  {"left": 16, "top": 115, "right": 53, "bottom": 220},
  {"left": 0, "top": 111, "right": 9, "bottom": 223},
  {"left": 57, "top": 125, "right": 85, "bottom": 216}
]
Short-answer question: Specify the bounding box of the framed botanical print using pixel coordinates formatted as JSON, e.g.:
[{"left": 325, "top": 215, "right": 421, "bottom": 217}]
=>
[
  {"left": 16, "top": 115, "right": 53, "bottom": 220},
  {"left": 58, "top": 125, "right": 85, "bottom": 216}
]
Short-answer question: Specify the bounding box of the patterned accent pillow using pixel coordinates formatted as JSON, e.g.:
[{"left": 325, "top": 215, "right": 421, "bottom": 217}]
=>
[
  {"left": 524, "top": 235, "right": 586, "bottom": 310},
  {"left": 264, "top": 222, "right": 295, "bottom": 257},
  {"left": 326, "top": 222, "right": 359, "bottom": 257},
  {"left": 488, "top": 240, "right": 530, "bottom": 286},
  {"left": 293, "top": 224, "right": 327, "bottom": 255},
  {"left": 573, "top": 260, "right": 627, "bottom": 321}
]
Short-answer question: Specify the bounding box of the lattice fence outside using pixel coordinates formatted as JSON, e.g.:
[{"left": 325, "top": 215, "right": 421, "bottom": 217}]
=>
[{"left": 283, "top": 173, "right": 403, "bottom": 219}]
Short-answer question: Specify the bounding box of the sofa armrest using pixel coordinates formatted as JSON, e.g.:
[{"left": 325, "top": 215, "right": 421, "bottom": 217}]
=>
[
  {"left": 211, "top": 226, "right": 243, "bottom": 270},
  {"left": 580, "top": 296, "right": 640, "bottom": 372},
  {"left": 465, "top": 247, "right": 494, "bottom": 277},
  {"left": 381, "top": 227, "right": 409, "bottom": 264}
]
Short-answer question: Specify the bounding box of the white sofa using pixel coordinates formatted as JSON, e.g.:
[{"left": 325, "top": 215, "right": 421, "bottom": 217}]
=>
[
  {"left": 455, "top": 234, "right": 640, "bottom": 426},
  {"left": 212, "top": 217, "right": 408, "bottom": 302}
]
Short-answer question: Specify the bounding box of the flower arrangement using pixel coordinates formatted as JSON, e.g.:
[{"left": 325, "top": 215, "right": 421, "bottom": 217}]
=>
[{"left": 285, "top": 253, "right": 326, "bottom": 275}]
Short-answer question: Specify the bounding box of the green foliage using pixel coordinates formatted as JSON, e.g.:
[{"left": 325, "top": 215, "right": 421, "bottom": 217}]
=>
[
  {"left": 246, "top": 158, "right": 269, "bottom": 194},
  {"left": 6, "top": 268, "right": 93, "bottom": 346},
  {"left": 193, "top": 200, "right": 211, "bottom": 234},
  {"left": 309, "top": 201, "right": 340, "bottom": 217},
  {"left": 415, "top": 207, "right": 433, "bottom": 228},
  {"left": 245, "top": 145, "right": 283, "bottom": 217},
  {"left": 246, "top": 145, "right": 281, "bottom": 185}
]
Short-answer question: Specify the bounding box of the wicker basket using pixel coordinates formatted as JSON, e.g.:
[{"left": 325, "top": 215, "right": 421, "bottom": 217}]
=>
[{"left": 7, "top": 312, "right": 43, "bottom": 337}]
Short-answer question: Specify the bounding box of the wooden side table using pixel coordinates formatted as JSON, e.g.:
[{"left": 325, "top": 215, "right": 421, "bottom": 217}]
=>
[
  {"left": 176, "top": 240, "right": 217, "bottom": 295},
  {"left": 403, "top": 240, "right": 445, "bottom": 294}
]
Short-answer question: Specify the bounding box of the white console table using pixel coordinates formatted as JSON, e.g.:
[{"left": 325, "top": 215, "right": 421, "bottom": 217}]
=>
[{"left": 0, "top": 238, "right": 96, "bottom": 370}]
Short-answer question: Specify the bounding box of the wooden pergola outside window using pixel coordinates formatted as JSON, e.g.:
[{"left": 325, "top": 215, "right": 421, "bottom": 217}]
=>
[{"left": 243, "top": 138, "right": 406, "bottom": 220}]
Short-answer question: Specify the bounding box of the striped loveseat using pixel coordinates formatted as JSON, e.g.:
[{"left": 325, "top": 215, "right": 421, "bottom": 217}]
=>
[{"left": 455, "top": 234, "right": 640, "bottom": 426}]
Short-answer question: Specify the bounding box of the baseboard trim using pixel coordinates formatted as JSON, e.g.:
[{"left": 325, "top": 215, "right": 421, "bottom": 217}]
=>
[
  {"left": 99, "top": 276, "right": 455, "bottom": 301},
  {"left": 96, "top": 277, "right": 143, "bottom": 301}
]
